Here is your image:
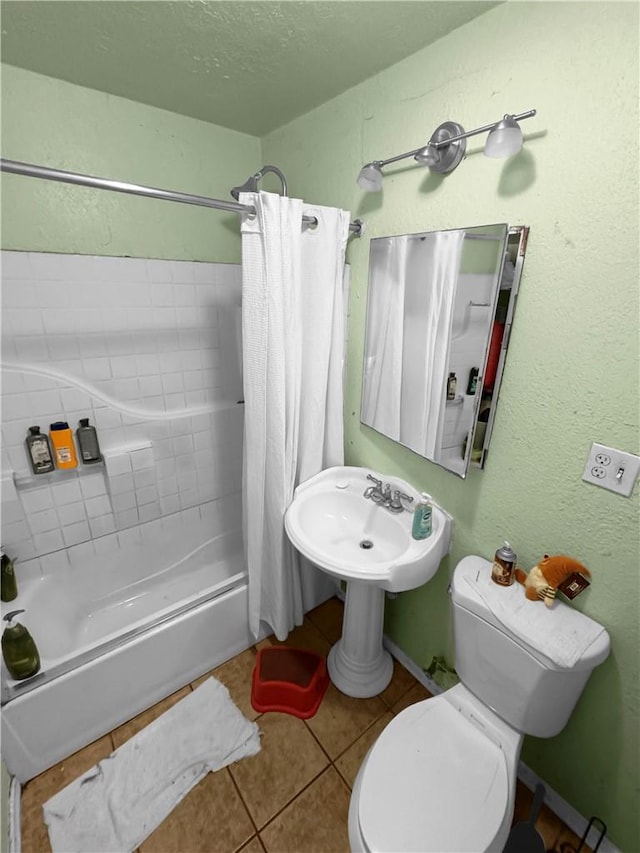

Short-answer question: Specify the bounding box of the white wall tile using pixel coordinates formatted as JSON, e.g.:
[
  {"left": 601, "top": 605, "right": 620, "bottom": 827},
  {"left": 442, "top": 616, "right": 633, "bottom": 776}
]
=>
[
  {"left": 62, "top": 520, "right": 91, "bottom": 547},
  {"left": 130, "top": 447, "right": 154, "bottom": 470},
  {"left": 111, "top": 492, "right": 137, "bottom": 512},
  {"left": 33, "top": 529, "right": 64, "bottom": 553},
  {"left": 57, "top": 501, "right": 88, "bottom": 526},
  {"left": 20, "top": 486, "right": 54, "bottom": 513},
  {"left": 79, "top": 472, "right": 108, "bottom": 499},
  {"left": 85, "top": 495, "right": 113, "bottom": 518},
  {"left": 27, "top": 508, "right": 60, "bottom": 535},
  {"left": 2, "top": 251, "right": 242, "bottom": 577},
  {"left": 51, "top": 479, "right": 83, "bottom": 505},
  {"left": 89, "top": 515, "right": 117, "bottom": 538},
  {"left": 115, "top": 508, "right": 139, "bottom": 530}
]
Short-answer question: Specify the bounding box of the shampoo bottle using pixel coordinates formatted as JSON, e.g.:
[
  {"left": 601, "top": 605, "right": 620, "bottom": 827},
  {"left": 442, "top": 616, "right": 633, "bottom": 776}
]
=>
[
  {"left": 411, "top": 493, "right": 433, "bottom": 540},
  {"left": 25, "top": 426, "right": 55, "bottom": 474},
  {"left": 446, "top": 372, "right": 457, "bottom": 401},
  {"left": 2, "top": 610, "right": 40, "bottom": 680},
  {"left": 76, "top": 418, "right": 102, "bottom": 464},
  {"left": 49, "top": 422, "right": 78, "bottom": 470},
  {"left": 1, "top": 549, "right": 18, "bottom": 602}
]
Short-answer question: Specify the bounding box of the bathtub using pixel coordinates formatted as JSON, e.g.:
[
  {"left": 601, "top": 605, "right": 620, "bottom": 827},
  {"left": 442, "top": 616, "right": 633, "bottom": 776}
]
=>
[{"left": 1, "top": 524, "right": 254, "bottom": 782}]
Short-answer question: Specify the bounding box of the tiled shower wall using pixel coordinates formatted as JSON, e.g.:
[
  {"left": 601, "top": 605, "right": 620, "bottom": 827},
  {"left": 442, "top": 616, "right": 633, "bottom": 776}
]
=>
[{"left": 1, "top": 250, "right": 243, "bottom": 579}]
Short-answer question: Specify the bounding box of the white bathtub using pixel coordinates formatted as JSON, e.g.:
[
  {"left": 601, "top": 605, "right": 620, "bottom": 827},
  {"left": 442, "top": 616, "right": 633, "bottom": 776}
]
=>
[{"left": 1, "top": 525, "right": 254, "bottom": 782}]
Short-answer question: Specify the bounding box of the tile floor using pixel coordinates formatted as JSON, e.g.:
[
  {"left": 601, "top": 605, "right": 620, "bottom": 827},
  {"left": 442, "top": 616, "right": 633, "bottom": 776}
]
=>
[{"left": 21, "top": 597, "right": 589, "bottom": 853}]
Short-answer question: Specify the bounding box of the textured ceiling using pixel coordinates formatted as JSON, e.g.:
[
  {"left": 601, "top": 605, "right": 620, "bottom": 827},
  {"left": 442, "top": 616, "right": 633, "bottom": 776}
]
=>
[{"left": 1, "top": 1, "right": 500, "bottom": 136}]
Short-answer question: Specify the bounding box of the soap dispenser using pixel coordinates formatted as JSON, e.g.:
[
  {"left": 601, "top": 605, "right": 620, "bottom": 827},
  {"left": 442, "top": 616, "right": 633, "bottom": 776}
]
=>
[
  {"left": 1, "top": 548, "right": 18, "bottom": 602},
  {"left": 2, "top": 610, "right": 41, "bottom": 680},
  {"left": 411, "top": 493, "right": 433, "bottom": 540}
]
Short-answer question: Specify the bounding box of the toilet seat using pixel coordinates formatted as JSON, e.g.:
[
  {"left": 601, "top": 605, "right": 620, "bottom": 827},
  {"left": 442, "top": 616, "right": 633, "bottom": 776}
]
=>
[{"left": 357, "top": 696, "right": 510, "bottom": 852}]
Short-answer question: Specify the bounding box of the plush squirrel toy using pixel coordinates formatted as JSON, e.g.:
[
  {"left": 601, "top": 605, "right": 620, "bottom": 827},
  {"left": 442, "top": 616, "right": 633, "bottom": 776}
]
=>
[{"left": 514, "top": 555, "right": 591, "bottom": 607}]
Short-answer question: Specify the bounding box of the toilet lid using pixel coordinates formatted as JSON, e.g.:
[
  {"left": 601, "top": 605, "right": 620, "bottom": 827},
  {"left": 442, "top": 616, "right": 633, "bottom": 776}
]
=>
[{"left": 359, "top": 697, "right": 509, "bottom": 852}]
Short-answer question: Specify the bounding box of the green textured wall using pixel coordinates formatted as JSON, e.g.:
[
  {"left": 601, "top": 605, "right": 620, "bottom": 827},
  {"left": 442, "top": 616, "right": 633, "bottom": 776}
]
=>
[
  {"left": 263, "top": 2, "right": 639, "bottom": 848},
  {"left": 1, "top": 65, "right": 261, "bottom": 262}
]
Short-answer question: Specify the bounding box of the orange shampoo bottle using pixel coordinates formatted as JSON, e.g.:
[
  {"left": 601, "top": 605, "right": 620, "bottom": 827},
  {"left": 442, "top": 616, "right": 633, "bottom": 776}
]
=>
[{"left": 49, "top": 421, "right": 78, "bottom": 469}]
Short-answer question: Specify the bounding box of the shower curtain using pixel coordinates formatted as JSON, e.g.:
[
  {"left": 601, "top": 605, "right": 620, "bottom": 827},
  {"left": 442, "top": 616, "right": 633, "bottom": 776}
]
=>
[
  {"left": 240, "top": 191, "right": 351, "bottom": 639},
  {"left": 418, "top": 230, "right": 465, "bottom": 458},
  {"left": 360, "top": 236, "right": 408, "bottom": 442}
]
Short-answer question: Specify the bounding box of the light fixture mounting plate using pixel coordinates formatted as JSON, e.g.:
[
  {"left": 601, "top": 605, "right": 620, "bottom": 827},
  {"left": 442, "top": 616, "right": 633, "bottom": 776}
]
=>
[{"left": 429, "top": 122, "right": 466, "bottom": 174}]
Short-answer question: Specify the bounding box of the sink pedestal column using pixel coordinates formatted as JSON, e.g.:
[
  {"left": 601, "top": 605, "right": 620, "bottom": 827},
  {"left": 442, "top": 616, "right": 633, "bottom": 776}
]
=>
[{"left": 327, "top": 581, "right": 393, "bottom": 698}]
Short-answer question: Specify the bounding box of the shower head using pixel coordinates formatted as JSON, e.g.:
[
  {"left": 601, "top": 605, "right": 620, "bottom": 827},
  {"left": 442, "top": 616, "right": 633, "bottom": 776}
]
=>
[{"left": 230, "top": 165, "right": 288, "bottom": 200}]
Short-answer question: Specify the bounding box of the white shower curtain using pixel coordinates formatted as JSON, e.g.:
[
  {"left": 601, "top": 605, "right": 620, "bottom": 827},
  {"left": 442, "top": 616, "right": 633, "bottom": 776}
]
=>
[
  {"left": 240, "top": 191, "right": 351, "bottom": 639},
  {"left": 420, "top": 230, "right": 465, "bottom": 458},
  {"left": 360, "top": 236, "right": 408, "bottom": 442}
]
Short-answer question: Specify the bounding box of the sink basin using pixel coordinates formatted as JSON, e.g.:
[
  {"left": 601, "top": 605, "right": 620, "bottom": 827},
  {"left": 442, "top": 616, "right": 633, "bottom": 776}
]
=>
[
  {"left": 284, "top": 466, "right": 451, "bottom": 593},
  {"left": 285, "top": 466, "right": 452, "bottom": 698}
]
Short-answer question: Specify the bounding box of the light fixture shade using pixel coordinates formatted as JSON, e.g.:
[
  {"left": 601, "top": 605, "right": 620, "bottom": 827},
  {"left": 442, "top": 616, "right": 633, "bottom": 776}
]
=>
[
  {"left": 484, "top": 115, "right": 523, "bottom": 158},
  {"left": 414, "top": 144, "right": 439, "bottom": 167},
  {"left": 357, "top": 162, "right": 383, "bottom": 192}
]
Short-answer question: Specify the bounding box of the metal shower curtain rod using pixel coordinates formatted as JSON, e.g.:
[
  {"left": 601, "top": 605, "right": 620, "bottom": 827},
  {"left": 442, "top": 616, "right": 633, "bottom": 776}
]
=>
[{"left": 0, "top": 159, "right": 363, "bottom": 236}]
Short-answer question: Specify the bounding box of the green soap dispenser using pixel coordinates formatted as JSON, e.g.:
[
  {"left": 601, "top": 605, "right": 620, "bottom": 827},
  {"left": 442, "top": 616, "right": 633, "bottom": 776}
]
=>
[
  {"left": 2, "top": 610, "right": 41, "bottom": 680},
  {"left": 1, "top": 549, "right": 18, "bottom": 602}
]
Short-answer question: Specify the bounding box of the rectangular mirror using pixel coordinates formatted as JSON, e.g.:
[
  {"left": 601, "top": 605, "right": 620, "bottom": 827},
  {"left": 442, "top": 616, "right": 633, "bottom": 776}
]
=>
[{"left": 361, "top": 223, "right": 528, "bottom": 477}]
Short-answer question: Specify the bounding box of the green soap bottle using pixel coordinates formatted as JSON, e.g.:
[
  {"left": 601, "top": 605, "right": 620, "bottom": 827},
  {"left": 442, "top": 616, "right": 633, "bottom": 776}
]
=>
[
  {"left": 2, "top": 610, "right": 41, "bottom": 680},
  {"left": 1, "top": 549, "right": 18, "bottom": 602}
]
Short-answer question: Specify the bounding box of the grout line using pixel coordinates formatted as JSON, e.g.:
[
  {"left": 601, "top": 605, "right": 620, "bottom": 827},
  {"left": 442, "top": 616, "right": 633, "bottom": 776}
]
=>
[
  {"left": 225, "top": 768, "right": 260, "bottom": 843},
  {"left": 255, "top": 765, "right": 334, "bottom": 837},
  {"left": 301, "top": 718, "right": 333, "bottom": 764}
]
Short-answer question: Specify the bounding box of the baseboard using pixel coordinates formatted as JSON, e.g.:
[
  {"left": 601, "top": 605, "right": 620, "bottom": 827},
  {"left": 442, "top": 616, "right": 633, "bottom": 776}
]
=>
[{"left": 382, "top": 634, "right": 620, "bottom": 853}]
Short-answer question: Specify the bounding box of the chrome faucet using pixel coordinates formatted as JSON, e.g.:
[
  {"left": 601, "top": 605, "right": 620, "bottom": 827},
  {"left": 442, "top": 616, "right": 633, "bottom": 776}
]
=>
[{"left": 363, "top": 475, "right": 413, "bottom": 513}]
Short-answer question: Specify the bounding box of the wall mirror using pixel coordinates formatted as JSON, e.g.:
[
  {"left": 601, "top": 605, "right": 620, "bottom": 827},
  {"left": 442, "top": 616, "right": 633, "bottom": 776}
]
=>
[{"left": 361, "top": 223, "right": 529, "bottom": 477}]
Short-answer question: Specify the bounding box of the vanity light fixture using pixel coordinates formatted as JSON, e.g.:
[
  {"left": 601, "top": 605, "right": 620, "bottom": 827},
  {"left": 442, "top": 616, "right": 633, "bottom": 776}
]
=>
[{"left": 356, "top": 109, "right": 537, "bottom": 191}]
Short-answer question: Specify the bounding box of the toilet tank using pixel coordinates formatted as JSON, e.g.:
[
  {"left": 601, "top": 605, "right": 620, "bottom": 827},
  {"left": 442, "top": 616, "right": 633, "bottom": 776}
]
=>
[{"left": 451, "top": 556, "right": 610, "bottom": 738}]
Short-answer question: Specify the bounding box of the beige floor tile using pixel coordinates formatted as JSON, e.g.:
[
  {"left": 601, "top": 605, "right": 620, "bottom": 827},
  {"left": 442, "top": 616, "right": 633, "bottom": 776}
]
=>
[
  {"left": 533, "top": 803, "right": 565, "bottom": 851},
  {"left": 334, "top": 711, "right": 393, "bottom": 789},
  {"left": 378, "top": 659, "right": 422, "bottom": 708},
  {"left": 257, "top": 620, "right": 331, "bottom": 658},
  {"left": 230, "top": 712, "right": 329, "bottom": 829},
  {"left": 111, "top": 685, "right": 192, "bottom": 749},
  {"left": 192, "top": 648, "right": 260, "bottom": 722},
  {"left": 260, "top": 767, "right": 351, "bottom": 853},
  {"left": 140, "top": 768, "right": 255, "bottom": 853},
  {"left": 390, "top": 681, "right": 433, "bottom": 715},
  {"left": 21, "top": 734, "right": 113, "bottom": 853},
  {"left": 305, "top": 683, "right": 387, "bottom": 760},
  {"left": 306, "top": 597, "right": 344, "bottom": 644},
  {"left": 552, "top": 824, "right": 591, "bottom": 853}
]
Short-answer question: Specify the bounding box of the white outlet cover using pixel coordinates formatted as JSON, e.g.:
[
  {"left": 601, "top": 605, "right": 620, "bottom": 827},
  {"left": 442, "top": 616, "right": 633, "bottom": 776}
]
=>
[{"left": 582, "top": 442, "right": 640, "bottom": 497}]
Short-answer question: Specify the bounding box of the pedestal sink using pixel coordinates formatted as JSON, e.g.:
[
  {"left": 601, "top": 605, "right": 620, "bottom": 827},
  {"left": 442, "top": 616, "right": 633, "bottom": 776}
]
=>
[{"left": 284, "top": 467, "right": 452, "bottom": 698}]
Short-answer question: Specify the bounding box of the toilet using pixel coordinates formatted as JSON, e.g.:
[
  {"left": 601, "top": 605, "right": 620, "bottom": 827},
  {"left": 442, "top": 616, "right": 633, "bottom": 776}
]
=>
[{"left": 348, "top": 555, "right": 610, "bottom": 853}]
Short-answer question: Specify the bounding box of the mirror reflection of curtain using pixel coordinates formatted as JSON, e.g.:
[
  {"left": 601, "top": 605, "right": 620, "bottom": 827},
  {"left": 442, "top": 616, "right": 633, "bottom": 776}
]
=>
[
  {"left": 361, "top": 236, "right": 408, "bottom": 440},
  {"left": 400, "top": 231, "right": 465, "bottom": 458}
]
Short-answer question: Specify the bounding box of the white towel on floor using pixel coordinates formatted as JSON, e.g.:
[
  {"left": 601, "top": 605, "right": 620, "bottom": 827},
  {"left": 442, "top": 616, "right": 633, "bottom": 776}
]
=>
[
  {"left": 43, "top": 677, "right": 261, "bottom": 853},
  {"left": 465, "top": 572, "right": 606, "bottom": 669}
]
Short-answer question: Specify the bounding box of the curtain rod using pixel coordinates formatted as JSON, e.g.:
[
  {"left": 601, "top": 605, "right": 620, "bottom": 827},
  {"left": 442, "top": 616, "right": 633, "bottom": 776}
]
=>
[{"left": 0, "top": 159, "right": 363, "bottom": 236}]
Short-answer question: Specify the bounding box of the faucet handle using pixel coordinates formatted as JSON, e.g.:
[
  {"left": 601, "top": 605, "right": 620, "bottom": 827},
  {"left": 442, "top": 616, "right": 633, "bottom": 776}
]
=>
[
  {"left": 391, "top": 490, "right": 413, "bottom": 510},
  {"left": 366, "top": 474, "right": 382, "bottom": 488}
]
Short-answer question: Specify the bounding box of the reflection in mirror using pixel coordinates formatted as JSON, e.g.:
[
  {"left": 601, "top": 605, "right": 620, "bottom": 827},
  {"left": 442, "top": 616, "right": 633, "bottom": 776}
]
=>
[{"left": 361, "top": 224, "right": 527, "bottom": 477}]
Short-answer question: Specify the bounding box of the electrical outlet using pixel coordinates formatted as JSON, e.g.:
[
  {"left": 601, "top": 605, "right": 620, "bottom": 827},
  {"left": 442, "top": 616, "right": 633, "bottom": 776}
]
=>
[{"left": 582, "top": 442, "right": 640, "bottom": 497}]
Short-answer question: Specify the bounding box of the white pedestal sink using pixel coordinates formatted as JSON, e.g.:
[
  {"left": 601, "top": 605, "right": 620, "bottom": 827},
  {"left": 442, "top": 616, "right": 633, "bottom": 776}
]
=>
[{"left": 284, "top": 467, "right": 452, "bottom": 698}]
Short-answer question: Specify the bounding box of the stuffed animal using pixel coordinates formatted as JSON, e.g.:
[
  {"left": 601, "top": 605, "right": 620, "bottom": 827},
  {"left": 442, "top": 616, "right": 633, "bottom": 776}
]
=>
[{"left": 514, "top": 555, "right": 591, "bottom": 607}]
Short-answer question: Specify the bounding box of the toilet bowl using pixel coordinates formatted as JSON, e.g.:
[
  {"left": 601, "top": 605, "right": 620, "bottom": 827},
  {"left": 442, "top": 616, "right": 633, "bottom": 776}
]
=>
[
  {"left": 348, "top": 554, "right": 610, "bottom": 852},
  {"left": 348, "top": 684, "right": 522, "bottom": 853}
]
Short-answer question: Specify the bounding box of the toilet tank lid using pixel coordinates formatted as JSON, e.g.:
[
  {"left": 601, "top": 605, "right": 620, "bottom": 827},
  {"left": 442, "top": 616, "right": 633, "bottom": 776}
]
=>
[{"left": 452, "top": 556, "right": 610, "bottom": 671}]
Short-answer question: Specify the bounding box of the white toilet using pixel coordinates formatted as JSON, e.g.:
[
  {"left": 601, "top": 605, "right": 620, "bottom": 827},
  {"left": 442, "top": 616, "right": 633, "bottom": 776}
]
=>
[{"left": 348, "top": 554, "right": 610, "bottom": 853}]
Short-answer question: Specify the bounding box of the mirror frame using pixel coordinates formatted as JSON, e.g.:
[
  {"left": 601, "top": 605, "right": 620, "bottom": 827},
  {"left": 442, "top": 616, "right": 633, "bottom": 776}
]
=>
[{"left": 359, "top": 223, "right": 529, "bottom": 477}]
